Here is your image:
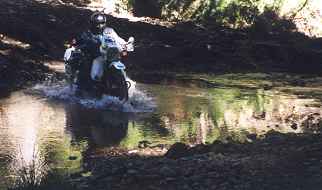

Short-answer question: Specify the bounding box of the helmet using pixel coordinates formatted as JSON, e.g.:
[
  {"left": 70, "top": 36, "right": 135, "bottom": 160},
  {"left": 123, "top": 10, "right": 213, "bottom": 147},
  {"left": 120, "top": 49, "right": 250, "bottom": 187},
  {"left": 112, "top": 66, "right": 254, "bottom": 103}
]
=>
[{"left": 90, "top": 12, "right": 107, "bottom": 34}]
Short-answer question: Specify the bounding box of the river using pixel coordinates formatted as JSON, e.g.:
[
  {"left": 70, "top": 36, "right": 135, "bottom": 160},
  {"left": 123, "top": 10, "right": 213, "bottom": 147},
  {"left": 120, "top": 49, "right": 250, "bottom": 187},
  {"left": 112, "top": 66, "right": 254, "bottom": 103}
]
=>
[{"left": 0, "top": 73, "right": 321, "bottom": 188}]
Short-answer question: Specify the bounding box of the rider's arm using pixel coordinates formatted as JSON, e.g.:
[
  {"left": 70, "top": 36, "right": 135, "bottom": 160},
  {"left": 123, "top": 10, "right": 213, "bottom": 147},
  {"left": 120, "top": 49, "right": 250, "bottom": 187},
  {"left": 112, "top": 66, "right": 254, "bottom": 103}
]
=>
[
  {"left": 103, "top": 27, "right": 127, "bottom": 48},
  {"left": 111, "top": 31, "right": 126, "bottom": 47}
]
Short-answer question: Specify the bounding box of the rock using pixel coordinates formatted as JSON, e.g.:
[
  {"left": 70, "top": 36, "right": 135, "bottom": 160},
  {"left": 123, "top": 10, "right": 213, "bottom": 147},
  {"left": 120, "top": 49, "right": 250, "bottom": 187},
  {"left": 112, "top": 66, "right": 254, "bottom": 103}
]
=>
[
  {"left": 127, "top": 169, "right": 139, "bottom": 175},
  {"left": 165, "top": 177, "right": 176, "bottom": 181},
  {"left": 246, "top": 133, "right": 257, "bottom": 141},
  {"left": 189, "top": 144, "right": 210, "bottom": 155},
  {"left": 211, "top": 141, "right": 240, "bottom": 153},
  {"left": 257, "top": 134, "right": 266, "bottom": 140},
  {"left": 128, "top": 150, "right": 139, "bottom": 154},
  {"left": 81, "top": 171, "right": 92, "bottom": 177},
  {"left": 263, "top": 84, "right": 272, "bottom": 90},
  {"left": 69, "top": 155, "right": 78, "bottom": 160},
  {"left": 159, "top": 166, "right": 176, "bottom": 177},
  {"left": 291, "top": 123, "right": 298, "bottom": 130},
  {"left": 265, "top": 130, "right": 285, "bottom": 143},
  {"left": 182, "top": 184, "right": 190, "bottom": 190},
  {"left": 165, "top": 142, "right": 189, "bottom": 159},
  {"left": 138, "top": 174, "right": 160, "bottom": 180},
  {"left": 0, "top": 55, "right": 9, "bottom": 73},
  {"left": 138, "top": 140, "right": 152, "bottom": 148}
]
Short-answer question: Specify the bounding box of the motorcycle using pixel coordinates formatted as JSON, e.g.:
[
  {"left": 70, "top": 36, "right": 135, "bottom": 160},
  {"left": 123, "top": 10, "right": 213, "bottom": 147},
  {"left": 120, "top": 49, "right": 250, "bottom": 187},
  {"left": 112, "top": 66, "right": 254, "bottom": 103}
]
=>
[{"left": 64, "top": 32, "right": 134, "bottom": 101}]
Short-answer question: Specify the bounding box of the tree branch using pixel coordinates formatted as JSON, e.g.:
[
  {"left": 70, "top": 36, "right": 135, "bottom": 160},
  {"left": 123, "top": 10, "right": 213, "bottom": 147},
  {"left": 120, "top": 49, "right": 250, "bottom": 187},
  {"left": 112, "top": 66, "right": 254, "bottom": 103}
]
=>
[{"left": 290, "top": 0, "right": 309, "bottom": 19}]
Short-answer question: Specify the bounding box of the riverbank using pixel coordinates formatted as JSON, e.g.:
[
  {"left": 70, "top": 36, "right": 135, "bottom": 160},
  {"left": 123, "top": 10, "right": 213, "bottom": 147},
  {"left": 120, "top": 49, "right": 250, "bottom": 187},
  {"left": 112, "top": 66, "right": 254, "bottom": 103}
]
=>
[{"left": 68, "top": 131, "right": 322, "bottom": 190}]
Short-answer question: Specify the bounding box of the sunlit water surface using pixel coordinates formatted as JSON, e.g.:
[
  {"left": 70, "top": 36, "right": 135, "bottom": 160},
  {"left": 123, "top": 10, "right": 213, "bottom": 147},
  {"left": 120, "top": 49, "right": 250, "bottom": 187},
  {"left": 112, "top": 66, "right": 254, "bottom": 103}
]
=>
[{"left": 0, "top": 79, "right": 321, "bottom": 188}]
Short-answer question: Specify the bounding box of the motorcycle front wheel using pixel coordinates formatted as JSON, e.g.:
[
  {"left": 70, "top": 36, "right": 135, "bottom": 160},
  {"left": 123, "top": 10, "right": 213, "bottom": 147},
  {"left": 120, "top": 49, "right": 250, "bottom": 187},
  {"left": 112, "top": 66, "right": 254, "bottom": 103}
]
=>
[{"left": 105, "top": 69, "right": 129, "bottom": 101}]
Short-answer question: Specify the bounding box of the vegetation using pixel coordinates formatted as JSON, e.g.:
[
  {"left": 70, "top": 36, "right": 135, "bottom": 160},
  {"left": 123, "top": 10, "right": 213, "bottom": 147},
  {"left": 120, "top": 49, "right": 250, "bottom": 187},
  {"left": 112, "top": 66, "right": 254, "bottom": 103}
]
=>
[
  {"left": 122, "top": 0, "right": 321, "bottom": 36},
  {"left": 128, "top": 1, "right": 302, "bottom": 21},
  {"left": 6, "top": 152, "right": 74, "bottom": 190},
  {"left": 8, "top": 171, "right": 74, "bottom": 190}
]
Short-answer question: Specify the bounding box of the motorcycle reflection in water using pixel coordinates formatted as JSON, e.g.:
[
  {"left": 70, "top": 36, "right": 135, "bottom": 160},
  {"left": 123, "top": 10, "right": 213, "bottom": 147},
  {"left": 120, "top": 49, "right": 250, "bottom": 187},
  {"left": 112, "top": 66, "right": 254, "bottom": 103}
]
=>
[{"left": 65, "top": 104, "right": 129, "bottom": 147}]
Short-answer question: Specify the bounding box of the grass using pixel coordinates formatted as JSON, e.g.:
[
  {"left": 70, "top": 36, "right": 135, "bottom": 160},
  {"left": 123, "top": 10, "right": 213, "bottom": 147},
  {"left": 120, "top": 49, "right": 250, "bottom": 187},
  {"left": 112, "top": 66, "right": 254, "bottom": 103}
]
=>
[
  {"left": 8, "top": 172, "right": 75, "bottom": 190},
  {"left": 6, "top": 149, "right": 76, "bottom": 190}
]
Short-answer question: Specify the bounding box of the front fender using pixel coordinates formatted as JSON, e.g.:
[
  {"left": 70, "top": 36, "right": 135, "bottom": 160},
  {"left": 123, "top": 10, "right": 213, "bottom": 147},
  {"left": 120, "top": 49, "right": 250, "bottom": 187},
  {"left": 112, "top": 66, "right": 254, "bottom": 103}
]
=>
[{"left": 109, "top": 61, "right": 126, "bottom": 70}]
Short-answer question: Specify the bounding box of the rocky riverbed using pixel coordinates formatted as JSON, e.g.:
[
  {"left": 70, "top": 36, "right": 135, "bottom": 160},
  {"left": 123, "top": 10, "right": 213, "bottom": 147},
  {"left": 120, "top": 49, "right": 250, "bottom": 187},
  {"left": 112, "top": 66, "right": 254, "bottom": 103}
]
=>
[{"left": 69, "top": 130, "right": 322, "bottom": 190}]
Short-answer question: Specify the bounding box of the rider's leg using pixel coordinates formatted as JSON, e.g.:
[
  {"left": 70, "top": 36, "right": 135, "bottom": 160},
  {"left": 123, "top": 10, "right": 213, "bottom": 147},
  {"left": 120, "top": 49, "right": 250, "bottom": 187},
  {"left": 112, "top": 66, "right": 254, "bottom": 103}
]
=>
[{"left": 91, "top": 56, "right": 105, "bottom": 81}]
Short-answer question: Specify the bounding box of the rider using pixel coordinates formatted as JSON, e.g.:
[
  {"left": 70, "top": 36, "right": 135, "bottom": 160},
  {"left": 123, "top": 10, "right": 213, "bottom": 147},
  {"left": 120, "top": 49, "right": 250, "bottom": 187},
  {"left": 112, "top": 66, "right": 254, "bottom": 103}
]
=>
[
  {"left": 65, "top": 11, "right": 127, "bottom": 87},
  {"left": 90, "top": 13, "right": 128, "bottom": 81}
]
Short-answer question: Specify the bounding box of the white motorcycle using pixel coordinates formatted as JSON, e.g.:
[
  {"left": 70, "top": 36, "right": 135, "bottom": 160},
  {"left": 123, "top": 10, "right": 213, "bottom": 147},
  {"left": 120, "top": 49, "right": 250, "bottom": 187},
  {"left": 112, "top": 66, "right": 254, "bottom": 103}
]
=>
[{"left": 64, "top": 31, "right": 134, "bottom": 101}]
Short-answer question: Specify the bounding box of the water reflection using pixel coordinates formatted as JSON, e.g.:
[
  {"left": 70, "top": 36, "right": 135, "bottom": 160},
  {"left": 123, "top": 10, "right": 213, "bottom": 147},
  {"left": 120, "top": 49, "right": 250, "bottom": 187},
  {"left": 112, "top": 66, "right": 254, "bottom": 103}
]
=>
[
  {"left": 208, "top": 88, "right": 322, "bottom": 138},
  {"left": 66, "top": 105, "right": 129, "bottom": 147},
  {"left": 0, "top": 92, "right": 82, "bottom": 188},
  {"left": 64, "top": 105, "right": 175, "bottom": 149},
  {"left": 143, "top": 84, "right": 322, "bottom": 143}
]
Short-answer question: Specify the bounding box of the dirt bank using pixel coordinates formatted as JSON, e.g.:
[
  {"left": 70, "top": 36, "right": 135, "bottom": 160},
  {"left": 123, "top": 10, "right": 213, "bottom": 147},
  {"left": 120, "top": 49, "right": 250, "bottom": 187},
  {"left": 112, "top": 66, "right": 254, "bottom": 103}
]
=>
[{"left": 1, "top": 0, "right": 322, "bottom": 91}]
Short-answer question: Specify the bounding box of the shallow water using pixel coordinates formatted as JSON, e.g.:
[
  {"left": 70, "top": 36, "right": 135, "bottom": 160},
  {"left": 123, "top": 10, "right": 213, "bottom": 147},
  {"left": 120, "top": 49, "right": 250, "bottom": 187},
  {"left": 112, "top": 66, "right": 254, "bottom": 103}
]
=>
[{"left": 0, "top": 75, "right": 321, "bottom": 187}]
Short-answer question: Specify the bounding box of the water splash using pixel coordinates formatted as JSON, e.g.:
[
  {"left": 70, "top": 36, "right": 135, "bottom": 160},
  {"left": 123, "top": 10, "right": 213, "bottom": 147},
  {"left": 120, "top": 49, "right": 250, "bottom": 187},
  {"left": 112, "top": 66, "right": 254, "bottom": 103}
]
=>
[{"left": 32, "top": 78, "right": 155, "bottom": 113}]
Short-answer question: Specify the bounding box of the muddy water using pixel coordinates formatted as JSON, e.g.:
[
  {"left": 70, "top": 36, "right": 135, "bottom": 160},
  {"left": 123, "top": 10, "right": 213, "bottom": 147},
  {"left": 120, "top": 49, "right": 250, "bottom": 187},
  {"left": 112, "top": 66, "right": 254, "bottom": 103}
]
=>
[{"left": 0, "top": 76, "right": 322, "bottom": 187}]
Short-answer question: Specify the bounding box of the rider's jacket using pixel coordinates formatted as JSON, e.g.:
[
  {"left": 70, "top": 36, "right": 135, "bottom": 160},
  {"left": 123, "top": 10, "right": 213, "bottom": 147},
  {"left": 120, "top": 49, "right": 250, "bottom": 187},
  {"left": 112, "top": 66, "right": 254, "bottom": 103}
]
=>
[
  {"left": 75, "top": 30, "right": 101, "bottom": 58},
  {"left": 75, "top": 27, "right": 126, "bottom": 58},
  {"left": 64, "top": 27, "right": 127, "bottom": 69}
]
